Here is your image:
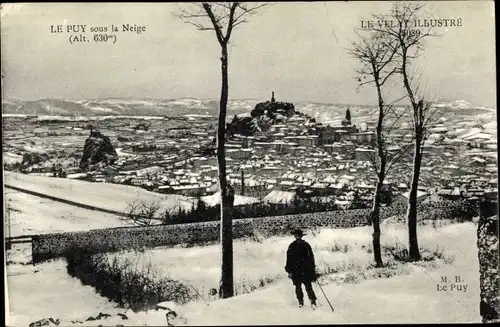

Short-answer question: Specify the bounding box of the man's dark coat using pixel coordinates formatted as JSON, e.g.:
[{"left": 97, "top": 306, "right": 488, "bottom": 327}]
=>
[{"left": 285, "top": 239, "right": 316, "bottom": 283}]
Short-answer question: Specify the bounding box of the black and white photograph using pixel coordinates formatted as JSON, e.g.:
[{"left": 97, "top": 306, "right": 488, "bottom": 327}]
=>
[{"left": 2, "top": 1, "right": 498, "bottom": 325}]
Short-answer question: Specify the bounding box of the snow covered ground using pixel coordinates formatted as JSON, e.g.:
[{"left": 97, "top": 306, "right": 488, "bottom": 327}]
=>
[
  {"left": 5, "top": 190, "right": 135, "bottom": 237},
  {"left": 101, "top": 222, "right": 480, "bottom": 325},
  {"left": 3, "top": 152, "right": 23, "bottom": 165},
  {"left": 4, "top": 172, "right": 263, "bottom": 217},
  {"left": 5, "top": 245, "right": 124, "bottom": 327},
  {"left": 162, "top": 223, "right": 480, "bottom": 325},
  {"left": 4, "top": 171, "right": 196, "bottom": 214},
  {"left": 5, "top": 222, "right": 481, "bottom": 325},
  {"left": 3, "top": 182, "right": 481, "bottom": 326}
]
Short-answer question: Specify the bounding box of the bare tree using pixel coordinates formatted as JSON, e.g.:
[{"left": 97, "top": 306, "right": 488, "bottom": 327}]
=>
[
  {"left": 125, "top": 198, "right": 162, "bottom": 226},
  {"left": 175, "top": 2, "right": 266, "bottom": 298},
  {"left": 372, "top": 2, "right": 439, "bottom": 261},
  {"left": 348, "top": 30, "right": 411, "bottom": 267}
]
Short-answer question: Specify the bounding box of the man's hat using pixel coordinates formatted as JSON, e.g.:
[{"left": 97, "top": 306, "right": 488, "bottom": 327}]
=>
[{"left": 291, "top": 229, "right": 305, "bottom": 236}]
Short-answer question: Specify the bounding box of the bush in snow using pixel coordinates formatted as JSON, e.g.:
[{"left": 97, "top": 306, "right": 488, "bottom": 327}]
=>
[
  {"left": 64, "top": 247, "right": 196, "bottom": 312},
  {"left": 382, "top": 243, "right": 455, "bottom": 265}
]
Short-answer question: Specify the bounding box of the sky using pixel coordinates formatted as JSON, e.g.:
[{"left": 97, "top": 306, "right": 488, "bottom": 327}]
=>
[{"left": 0, "top": 1, "right": 496, "bottom": 107}]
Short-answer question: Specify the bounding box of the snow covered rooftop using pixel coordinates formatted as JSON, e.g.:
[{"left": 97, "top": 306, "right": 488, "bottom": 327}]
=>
[
  {"left": 264, "top": 190, "right": 296, "bottom": 204},
  {"left": 401, "top": 190, "right": 428, "bottom": 199},
  {"left": 201, "top": 192, "right": 260, "bottom": 207}
]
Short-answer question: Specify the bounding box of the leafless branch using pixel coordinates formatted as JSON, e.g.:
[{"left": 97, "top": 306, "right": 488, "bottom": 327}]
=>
[
  {"left": 175, "top": 2, "right": 267, "bottom": 46},
  {"left": 368, "top": 150, "right": 382, "bottom": 179},
  {"left": 386, "top": 140, "right": 414, "bottom": 174},
  {"left": 383, "top": 109, "right": 407, "bottom": 137},
  {"left": 125, "top": 197, "right": 162, "bottom": 226}
]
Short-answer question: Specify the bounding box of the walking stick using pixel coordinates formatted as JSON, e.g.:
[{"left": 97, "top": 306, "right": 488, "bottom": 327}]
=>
[{"left": 315, "top": 281, "right": 335, "bottom": 312}]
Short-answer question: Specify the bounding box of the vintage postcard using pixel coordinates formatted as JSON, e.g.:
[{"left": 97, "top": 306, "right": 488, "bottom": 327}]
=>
[{"left": 2, "top": 1, "right": 498, "bottom": 326}]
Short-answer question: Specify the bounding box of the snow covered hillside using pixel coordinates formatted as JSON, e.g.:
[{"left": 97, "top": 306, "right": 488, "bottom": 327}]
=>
[
  {"left": 4, "top": 171, "right": 196, "bottom": 214},
  {"left": 5, "top": 222, "right": 480, "bottom": 325},
  {"left": 109, "top": 222, "right": 481, "bottom": 325},
  {"left": 6, "top": 247, "right": 123, "bottom": 327},
  {"left": 5, "top": 190, "right": 135, "bottom": 237},
  {"left": 1, "top": 98, "right": 262, "bottom": 118},
  {"left": 2, "top": 98, "right": 495, "bottom": 127},
  {"left": 4, "top": 172, "right": 266, "bottom": 219}
]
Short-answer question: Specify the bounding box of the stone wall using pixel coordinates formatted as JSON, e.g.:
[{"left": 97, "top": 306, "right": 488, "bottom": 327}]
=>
[
  {"left": 477, "top": 209, "right": 499, "bottom": 323},
  {"left": 32, "top": 201, "right": 476, "bottom": 264}
]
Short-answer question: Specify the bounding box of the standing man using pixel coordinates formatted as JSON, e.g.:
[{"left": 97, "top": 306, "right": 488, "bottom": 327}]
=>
[{"left": 285, "top": 229, "right": 318, "bottom": 308}]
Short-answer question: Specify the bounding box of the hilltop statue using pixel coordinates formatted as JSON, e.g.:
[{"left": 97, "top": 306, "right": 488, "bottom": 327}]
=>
[{"left": 271, "top": 91, "right": 276, "bottom": 103}]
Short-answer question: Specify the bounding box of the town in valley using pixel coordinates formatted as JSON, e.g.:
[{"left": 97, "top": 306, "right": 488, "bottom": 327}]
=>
[{"left": 3, "top": 94, "right": 497, "bottom": 215}]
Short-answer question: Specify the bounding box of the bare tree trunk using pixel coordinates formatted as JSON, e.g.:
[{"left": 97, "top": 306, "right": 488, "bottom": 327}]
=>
[
  {"left": 400, "top": 49, "right": 422, "bottom": 262},
  {"left": 371, "top": 181, "right": 384, "bottom": 267},
  {"left": 175, "top": 2, "right": 266, "bottom": 300},
  {"left": 218, "top": 44, "right": 234, "bottom": 298},
  {"left": 371, "top": 78, "right": 386, "bottom": 267},
  {"left": 407, "top": 141, "right": 422, "bottom": 261}
]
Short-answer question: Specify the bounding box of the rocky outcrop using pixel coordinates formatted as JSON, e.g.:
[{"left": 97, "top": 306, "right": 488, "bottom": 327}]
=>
[
  {"left": 86, "top": 312, "right": 112, "bottom": 321},
  {"left": 226, "top": 93, "right": 296, "bottom": 138},
  {"left": 226, "top": 115, "right": 269, "bottom": 137},
  {"left": 79, "top": 129, "right": 118, "bottom": 171},
  {"left": 251, "top": 98, "right": 295, "bottom": 120},
  {"left": 477, "top": 210, "right": 500, "bottom": 323}
]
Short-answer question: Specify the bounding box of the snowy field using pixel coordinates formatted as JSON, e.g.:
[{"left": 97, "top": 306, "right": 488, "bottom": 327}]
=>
[
  {"left": 5, "top": 221, "right": 481, "bottom": 325},
  {"left": 102, "top": 221, "right": 480, "bottom": 324},
  {"left": 5, "top": 190, "right": 135, "bottom": 237},
  {"left": 6, "top": 245, "right": 124, "bottom": 327},
  {"left": 4, "top": 171, "right": 196, "bottom": 214},
  {"left": 3, "top": 174, "right": 482, "bottom": 326},
  {"left": 4, "top": 172, "right": 261, "bottom": 216},
  {"left": 105, "top": 221, "right": 468, "bottom": 295}
]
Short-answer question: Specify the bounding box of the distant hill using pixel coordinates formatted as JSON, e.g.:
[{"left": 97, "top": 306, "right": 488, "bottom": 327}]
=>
[
  {"left": 2, "top": 97, "right": 494, "bottom": 125},
  {"left": 0, "top": 97, "right": 382, "bottom": 119},
  {"left": 1, "top": 98, "right": 258, "bottom": 118}
]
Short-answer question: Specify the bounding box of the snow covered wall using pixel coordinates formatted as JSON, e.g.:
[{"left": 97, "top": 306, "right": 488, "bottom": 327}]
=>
[
  {"left": 477, "top": 209, "right": 500, "bottom": 323},
  {"left": 32, "top": 209, "right": 372, "bottom": 264},
  {"left": 32, "top": 201, "right": 476, "bottom": 264}
]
